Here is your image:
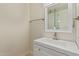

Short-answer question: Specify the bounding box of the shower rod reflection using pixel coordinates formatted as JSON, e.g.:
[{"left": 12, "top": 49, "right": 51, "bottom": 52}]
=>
[{"left": 30, "top": 18, "right": 44, "bottom": 23}]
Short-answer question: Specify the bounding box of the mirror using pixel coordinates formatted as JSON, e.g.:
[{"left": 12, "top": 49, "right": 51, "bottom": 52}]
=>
[{"left": 45, "top": 3, "right": 73, "bottom": 32}]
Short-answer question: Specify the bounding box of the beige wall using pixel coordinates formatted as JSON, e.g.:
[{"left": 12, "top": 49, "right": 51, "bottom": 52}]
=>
[
  {"left": 0, "top": 4, "right": 30, "bottom": 55},
  {"left": 29, "top": 4, "right": 45, "bottom": 52},
  {"left": 29, "top": 3, "right": 79, "bottom": 52}
]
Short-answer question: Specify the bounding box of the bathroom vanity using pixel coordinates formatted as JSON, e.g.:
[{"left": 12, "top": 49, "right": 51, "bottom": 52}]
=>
[{"left": 33, "top": 38, "right": 79, "bottom": 56}]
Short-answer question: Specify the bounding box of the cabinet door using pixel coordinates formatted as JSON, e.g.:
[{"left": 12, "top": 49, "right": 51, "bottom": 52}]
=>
[
  {"left": 33, "top": 45, "right": 51, "bottom": 56},
  {"left": 45, "top": 3, "right": 74, "bottom": 32},
  {"left": 33, "top": 45, "right": 66, "bottom": 56}
]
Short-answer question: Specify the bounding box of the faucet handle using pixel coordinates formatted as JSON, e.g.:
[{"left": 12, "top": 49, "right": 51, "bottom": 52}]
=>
[{"left": 53, "top": 32, "right": 57, "bottom": 40}]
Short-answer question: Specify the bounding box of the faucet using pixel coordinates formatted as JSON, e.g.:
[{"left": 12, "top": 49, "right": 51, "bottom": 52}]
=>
[{"left": 53, "top": 32, "right": 57, "bottom": 40}]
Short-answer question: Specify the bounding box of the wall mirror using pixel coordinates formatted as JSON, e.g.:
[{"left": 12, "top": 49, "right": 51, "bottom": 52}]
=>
[{"left": 45, "top": 3, "right": 74, "bottom": 32}]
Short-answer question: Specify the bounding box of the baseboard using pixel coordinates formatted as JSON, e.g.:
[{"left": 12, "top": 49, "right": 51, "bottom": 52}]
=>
[{"left": 20, "top": 50, "right": 33, "bottom": 56}]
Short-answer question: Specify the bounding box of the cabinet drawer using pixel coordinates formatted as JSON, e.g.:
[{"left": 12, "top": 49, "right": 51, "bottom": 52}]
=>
[{"left": 33, "top": 45, "right": 67, "bottom": 56}]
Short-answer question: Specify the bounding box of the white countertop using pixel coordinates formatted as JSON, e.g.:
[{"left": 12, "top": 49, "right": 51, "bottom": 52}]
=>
[{"left": 34, "top": 37, "right": 79, "bottom": 56}]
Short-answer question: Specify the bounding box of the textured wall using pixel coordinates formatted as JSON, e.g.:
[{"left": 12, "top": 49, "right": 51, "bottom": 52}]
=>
[{"left": 0, "top": 4, "right": 30, "bottom": 55}]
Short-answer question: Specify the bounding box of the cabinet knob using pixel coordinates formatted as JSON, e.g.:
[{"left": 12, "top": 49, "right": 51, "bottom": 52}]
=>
[
  {"left": 34, "top": 48, "right": 40, "bottom": 52},
  {"left": 38, "top": 48, "right": 40, "bottom": 51}
]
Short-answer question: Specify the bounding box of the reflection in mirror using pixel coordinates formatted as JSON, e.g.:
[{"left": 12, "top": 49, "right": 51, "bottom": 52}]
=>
[{"left": 47, "top": 4, "right": 68, "bottom": 31}]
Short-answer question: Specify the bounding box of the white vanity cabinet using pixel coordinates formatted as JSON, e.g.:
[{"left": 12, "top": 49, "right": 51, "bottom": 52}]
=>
[
  {"left": 33, "top": 38, "right": 79, "bottom": 56},
  {"left": 45, "top": 3, "right": 74, "bottom": 32}
]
